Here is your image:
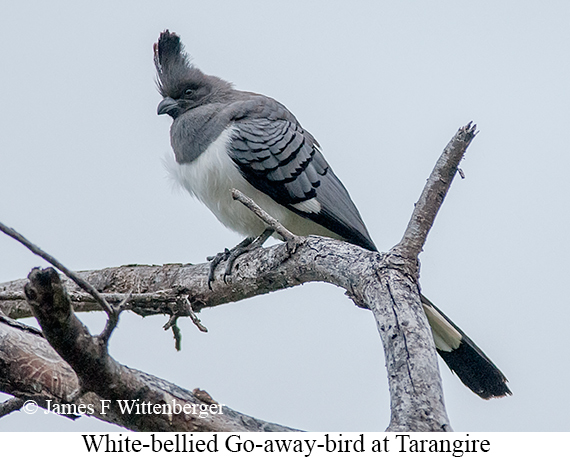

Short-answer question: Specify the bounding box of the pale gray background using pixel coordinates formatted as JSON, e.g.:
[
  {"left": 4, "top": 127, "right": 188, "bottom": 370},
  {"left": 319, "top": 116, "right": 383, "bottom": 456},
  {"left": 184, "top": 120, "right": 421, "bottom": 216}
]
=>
[{"left": 1, "top": 1, "right": 568, "bottom": 432}]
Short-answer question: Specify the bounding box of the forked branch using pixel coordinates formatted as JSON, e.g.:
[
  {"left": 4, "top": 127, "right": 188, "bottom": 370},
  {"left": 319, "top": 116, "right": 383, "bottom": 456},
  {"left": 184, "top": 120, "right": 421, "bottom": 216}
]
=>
[{"left": 0, "top": 124, "right": 477, "bottom": 431}]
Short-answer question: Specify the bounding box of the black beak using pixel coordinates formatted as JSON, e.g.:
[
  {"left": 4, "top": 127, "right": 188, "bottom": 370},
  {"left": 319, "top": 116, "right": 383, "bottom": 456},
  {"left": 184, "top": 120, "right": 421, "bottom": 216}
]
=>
[{"left": 157, "top": 97, "right": 179, "bottom": 116}]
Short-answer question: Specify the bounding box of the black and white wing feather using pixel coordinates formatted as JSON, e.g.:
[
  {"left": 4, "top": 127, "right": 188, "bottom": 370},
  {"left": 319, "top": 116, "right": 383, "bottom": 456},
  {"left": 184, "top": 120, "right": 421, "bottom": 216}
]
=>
[{"left": 228, "top": 100, "right": 376, "bottom": 251}]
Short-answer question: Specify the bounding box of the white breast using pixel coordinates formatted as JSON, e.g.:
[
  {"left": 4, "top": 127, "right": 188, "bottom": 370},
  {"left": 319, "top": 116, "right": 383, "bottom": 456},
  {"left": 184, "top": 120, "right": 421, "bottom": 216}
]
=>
[{"left": 165, "top": 125, "right": 338, "bottom": 240}]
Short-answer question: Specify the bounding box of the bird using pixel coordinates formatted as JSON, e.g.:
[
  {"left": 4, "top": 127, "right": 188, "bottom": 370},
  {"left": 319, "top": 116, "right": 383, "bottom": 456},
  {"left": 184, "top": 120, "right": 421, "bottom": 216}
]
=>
[{"left": 154, "top": 30, "right": 511, "bottom": 400}]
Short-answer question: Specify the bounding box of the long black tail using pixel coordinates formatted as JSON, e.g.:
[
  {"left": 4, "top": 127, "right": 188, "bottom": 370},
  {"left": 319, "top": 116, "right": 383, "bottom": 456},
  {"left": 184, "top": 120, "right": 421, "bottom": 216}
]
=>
[{"left": 421, "top": 295, "right": 511, "bottom": 399}]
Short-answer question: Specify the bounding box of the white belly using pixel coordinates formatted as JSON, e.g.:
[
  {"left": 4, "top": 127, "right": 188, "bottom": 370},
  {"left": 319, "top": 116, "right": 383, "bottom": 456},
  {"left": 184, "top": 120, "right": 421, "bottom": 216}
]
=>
[{"left": 165, "top": 126, "right": 337, "bottom": 240}]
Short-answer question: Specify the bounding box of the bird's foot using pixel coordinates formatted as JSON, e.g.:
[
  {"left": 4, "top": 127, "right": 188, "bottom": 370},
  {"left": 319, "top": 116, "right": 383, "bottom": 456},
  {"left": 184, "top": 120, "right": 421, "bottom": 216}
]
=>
[
  {"left": 207, "top": 229, "right": 274, "bottom": 289},
  {"left": 206, "top": 248, "right": 232, "bottom": 288},
  {"left": 207, "top": 238, "right": 253, "bottom": 288}
]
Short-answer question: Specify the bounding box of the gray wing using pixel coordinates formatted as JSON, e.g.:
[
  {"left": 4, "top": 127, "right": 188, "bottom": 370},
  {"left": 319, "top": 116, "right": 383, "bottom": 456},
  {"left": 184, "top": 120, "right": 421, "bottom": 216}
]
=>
[{"left": 228, "top": 102, "right": 376, "bottom": 251}]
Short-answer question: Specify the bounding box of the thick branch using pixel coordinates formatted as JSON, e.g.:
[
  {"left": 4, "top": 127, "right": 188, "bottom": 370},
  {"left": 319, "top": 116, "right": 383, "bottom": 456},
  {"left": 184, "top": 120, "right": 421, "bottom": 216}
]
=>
[
  {"left": 369, "top": 267, "right": 450, "bottom": 431},
  {"left": 0, "top": 282, "right": 294, "bottom": 432},
  {"left": 1, "top": 240, "right": 375, "bottom": 321}
]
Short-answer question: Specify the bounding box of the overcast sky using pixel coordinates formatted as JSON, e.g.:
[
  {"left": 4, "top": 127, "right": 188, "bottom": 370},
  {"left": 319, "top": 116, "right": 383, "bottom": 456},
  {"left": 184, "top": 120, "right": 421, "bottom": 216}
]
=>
[{"left": 1, "top": 1, "right": 569, "bottom": 432}]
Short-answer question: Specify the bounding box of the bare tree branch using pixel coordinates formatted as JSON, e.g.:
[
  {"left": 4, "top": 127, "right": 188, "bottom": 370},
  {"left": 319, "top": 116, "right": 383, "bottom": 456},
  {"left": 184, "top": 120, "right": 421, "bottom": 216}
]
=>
[
  {"left": 377, "top": 123, "right": 478, "bottom": 430},
  {"left": 0, "top": 222, "right": 115, "bottom": 318},
  {"left": 0, "top": 124, "right": 477, "bottom": 431},
  {"left": 0, "top": 293, "right": 296, "bottom": 432},
  {"left": 1, "top": 240, "right": 374, "bottom": 319},
  {"left": 2, "top": 239, "right": 445, "bottom": 431},
  {"left": 396, "top": 123, "right": 478, "bottom": 261}
]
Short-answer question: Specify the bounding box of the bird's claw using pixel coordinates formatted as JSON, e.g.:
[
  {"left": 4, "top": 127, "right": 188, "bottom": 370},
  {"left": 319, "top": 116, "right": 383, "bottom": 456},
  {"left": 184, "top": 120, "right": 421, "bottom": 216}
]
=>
[
  {"left": 207, "top": 248, "right": 231, "bottom": 289},
  {"left": 222, "top": 244, "right": 252, "bottom": 283},
  {"left": 207, "top": 230, "right": 274, "bottom": 289},
  {"left": 207, "top": 239, "right": 254, "bottom": 288}
]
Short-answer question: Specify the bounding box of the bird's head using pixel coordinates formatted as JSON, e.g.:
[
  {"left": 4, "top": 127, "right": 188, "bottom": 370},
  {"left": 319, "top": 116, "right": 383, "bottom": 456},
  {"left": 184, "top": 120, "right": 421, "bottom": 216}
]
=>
[{"left": 154, "top": 30, "right": 232, "bottom": 119}]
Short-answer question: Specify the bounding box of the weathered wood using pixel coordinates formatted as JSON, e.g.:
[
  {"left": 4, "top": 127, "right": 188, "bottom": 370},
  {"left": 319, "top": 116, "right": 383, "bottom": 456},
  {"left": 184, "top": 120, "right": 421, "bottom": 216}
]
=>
[
  {"left": 0, "top": 306, "right": 295, "bottom": 431},
  {"left": 370, "top": 261, "right": 451, "bottom": 431},
  {"left": 2, "top": 237, "right": 449, "bottom": 431},
  {"left": 0, "top": 125, "right": 477, "bottom": 431}
]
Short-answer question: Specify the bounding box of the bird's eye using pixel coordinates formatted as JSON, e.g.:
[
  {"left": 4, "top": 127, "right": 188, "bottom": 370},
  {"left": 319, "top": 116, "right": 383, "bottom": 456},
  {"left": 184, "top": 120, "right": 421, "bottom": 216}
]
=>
[{"left": 184, "top": 88, "right": 194, "bottom": 97}]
